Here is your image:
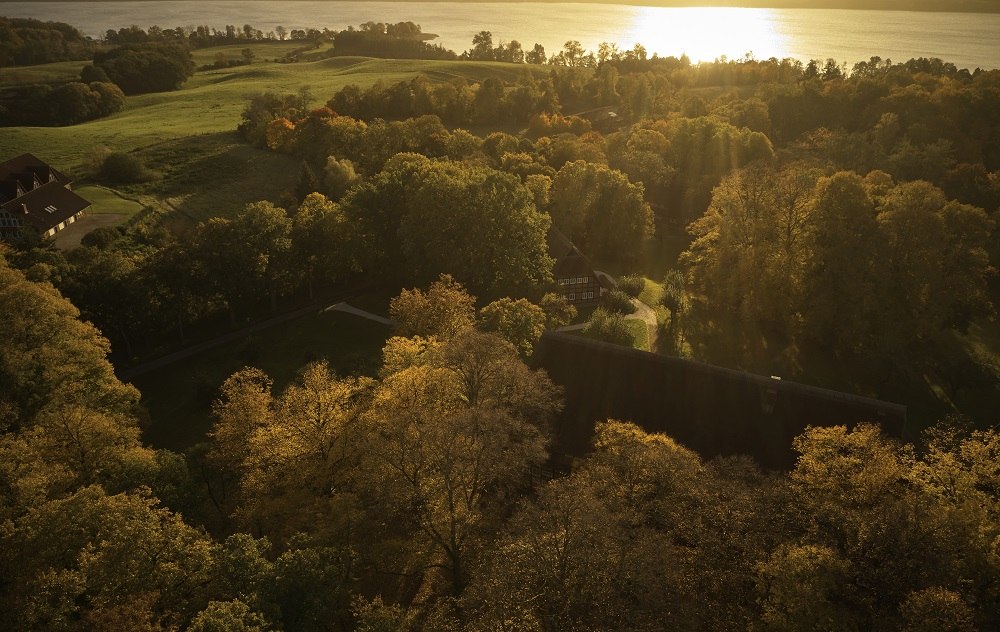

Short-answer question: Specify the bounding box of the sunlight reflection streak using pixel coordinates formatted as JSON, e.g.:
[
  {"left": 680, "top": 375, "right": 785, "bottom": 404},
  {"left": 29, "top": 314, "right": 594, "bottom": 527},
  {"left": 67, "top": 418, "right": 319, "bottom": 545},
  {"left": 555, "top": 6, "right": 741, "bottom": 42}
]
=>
[{"left": 625, "top": 8, "right": 792, "bottom": 63}]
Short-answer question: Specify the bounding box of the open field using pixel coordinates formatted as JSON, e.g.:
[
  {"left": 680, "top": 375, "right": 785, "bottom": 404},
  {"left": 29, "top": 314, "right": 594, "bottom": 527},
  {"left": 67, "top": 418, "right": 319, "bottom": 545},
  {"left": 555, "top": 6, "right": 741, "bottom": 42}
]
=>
[
  {"left": 188, "top": 40, "right": 328, "bottom": 67},
  {"left": 1, "top": 60, "right": 90, "bottom": 86},
  {"left": 1, "top": 55, "right": 551, "bottom": 173},
  {"left": 130, "top": 132, "right": 302, "bottom": 222}
]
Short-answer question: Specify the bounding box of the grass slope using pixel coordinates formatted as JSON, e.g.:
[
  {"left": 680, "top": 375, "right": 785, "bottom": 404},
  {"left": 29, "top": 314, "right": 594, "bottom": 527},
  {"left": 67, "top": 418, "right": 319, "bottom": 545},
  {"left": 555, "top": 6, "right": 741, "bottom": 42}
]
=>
[
  {"left": 1, "top": 54, "right": 550, "bottom": 173},
  {"left": 131, "top": 132, "right": 302, "bottom": 223}
]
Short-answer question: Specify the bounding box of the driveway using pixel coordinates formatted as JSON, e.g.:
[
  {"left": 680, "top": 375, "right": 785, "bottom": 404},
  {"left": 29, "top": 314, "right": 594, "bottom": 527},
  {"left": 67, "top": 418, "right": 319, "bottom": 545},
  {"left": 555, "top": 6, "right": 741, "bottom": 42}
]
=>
[{"left": 53, "top": 213, "right": 127, "bottom": 249}]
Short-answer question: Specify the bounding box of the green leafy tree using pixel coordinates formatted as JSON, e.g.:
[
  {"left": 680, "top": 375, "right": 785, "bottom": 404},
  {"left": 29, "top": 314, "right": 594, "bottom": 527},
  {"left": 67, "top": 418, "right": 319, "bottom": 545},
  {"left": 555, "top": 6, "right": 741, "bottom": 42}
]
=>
[
  {"left": 755, "top": 544, "right": 857, "bottom": 632},
  {"left": 389, "top": 274, "right": 477, "bottom": 339},
  {"left": 548, "top": 160, "right": 654, "bottom": 267},
  {"left": 188, "top": 599, "right": 274, "bottom": 632},
  {"left": 800, "top": 172, "right": 887, "bottom": 355},
  {"left": 539, "top": 291, "right": 577, "bottom": 330},
  {"left": 191, "top": 201, "right": 293, "bottom": 323},
  {"left": 93, "top": 42, "right": 194, "bottom": 94},
  {"left": 478, "top": 297, "right": 547, "bottom": 360},
  {"left": 899, "top": 587, "right": 977, "bottom": 632},
  {"left": 0, "top": 486, "right": 214, "bottom": 630},
  {"left": 323, "top": 156, "right": 361, "bottom": 200},
  {"left": 291, "top": 193, "right": 355, "bottom": 300},
  {"left": 0, "top": 258, "right": 140, "bottom": 429},
  {"left": 352, "top": 154, "right": 554, "bottom": 296}
]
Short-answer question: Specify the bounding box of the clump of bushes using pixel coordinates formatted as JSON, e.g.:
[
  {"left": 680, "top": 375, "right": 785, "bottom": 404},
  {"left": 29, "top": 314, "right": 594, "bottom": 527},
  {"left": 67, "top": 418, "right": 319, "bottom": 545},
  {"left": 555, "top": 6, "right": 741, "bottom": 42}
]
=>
[
  {"left": 80, "top": 226, "right": 124, "bottom": 249},
  {"left": 601, "top": 288, "right": 636, "bottom": 315},
  {"left": 583, "top": 307, "right": 632, "bottom": 346},
  {"left": 99, "top": 152, "right": 154, "bottom": 184},
  {"left": 618, "top": 273, "right": 645, "bottom": 298}
]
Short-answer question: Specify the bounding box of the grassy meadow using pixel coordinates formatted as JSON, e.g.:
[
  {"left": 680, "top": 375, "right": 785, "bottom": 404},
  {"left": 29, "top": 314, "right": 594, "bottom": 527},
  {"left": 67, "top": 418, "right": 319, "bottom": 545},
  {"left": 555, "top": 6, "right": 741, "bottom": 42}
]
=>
[{"left": 1, "top": 54, "right": 550, "bottom": 174}]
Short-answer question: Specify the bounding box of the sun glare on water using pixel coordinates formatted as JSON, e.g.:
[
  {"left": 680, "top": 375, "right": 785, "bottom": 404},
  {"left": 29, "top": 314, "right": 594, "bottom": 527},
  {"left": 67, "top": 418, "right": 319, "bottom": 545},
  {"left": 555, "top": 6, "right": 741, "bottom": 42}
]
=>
[{"left": 625, "top": 7, "right": 792, "bottom": 63}]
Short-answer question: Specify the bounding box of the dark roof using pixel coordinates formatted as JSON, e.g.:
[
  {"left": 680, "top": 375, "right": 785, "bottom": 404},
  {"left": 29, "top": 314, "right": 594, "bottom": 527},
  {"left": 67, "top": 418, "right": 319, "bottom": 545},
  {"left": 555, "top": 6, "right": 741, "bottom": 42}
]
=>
[
  {"left": 532, "top": 332, "right": 907, "bottom": 471},
  {"left": 0, "top": 154, "right": 88, "bottom": 234},
  {"left": 1, "top": 182, "right": 90, "bottom": 232},
  {"left": 547, "top": 226, "right": 597, "bottom": 279},
  {"left": 0, "top": 153, "right": 70, "bottom": 187}
]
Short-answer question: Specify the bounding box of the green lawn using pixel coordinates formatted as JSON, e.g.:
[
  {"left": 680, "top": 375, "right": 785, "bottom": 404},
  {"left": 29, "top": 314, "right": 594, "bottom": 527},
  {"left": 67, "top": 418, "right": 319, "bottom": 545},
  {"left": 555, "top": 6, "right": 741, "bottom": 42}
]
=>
[
  {"left": 1, "top": 55, "right": 550, "bottom": 174},
  {"left": 134, "top": 309, "right": 391, "bottom": 451},
  {"left": 74, "top": 185, "right": 144, "bottom": 216},
  {"left": 625, "top": 318, "right": 650, "bottom": 351},
  {"left": 1, "top": 60, "right": 89, "bottom": 86},
  {"left": 639, "top": 277, "right": 664, "bottom": 308}
]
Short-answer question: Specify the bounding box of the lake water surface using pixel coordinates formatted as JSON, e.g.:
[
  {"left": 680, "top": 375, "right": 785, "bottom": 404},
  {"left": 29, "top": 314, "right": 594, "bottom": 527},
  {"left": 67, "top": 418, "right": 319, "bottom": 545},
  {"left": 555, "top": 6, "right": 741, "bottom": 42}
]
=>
[{"left": 2, "top": 2, "right": 998, "bottom": 69}]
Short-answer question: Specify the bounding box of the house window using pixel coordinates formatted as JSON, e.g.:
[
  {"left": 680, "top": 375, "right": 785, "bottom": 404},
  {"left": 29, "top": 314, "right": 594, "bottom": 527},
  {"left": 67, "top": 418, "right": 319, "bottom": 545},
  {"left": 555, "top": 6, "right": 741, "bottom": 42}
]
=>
[
  {"left": 581, "top": 276, "right": 590, "bottom": 284},
  {"left": 583, "top": 291, "right": 594, "bottom": 300},
  {"left": 568, "top": 293, "right": 576, "bottom": 301},
  {"left": 44, "top": 205, "right": 57, "bottom": 214}
]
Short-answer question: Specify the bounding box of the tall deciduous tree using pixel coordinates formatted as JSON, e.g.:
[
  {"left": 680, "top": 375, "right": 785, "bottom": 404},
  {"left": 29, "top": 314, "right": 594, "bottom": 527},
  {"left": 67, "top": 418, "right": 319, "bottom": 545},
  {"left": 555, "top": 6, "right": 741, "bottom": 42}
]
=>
[
  {"left": 361, "top": 332, "right": 560, "bottom": 596},
  {"left": 0, "top": 257, "right": 139, "bottom": 429},
  {"left": 191, "top": 201, "right": 293, "bottom": 323},
  {"left": 347, "top": 154, "right": 554, "bottom": 296},
  {"left": 291, "top": 193, "right": 355, "bottom": 300},
  {"left": 548, "top": 160, "right": 654, "bottom": 267},
  {"left": 389, "top": 274, "right": 477, "bottom": 339},
  {"left": 211, "top": 363, "right": 371, "bottom": 542}
]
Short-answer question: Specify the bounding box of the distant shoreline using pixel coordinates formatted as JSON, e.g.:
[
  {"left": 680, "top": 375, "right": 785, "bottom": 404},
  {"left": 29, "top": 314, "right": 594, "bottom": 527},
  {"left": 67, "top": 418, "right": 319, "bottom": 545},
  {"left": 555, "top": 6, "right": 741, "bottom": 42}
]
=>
[{"left": 16, "top": 0, "right": 1000, "bottom": 12}]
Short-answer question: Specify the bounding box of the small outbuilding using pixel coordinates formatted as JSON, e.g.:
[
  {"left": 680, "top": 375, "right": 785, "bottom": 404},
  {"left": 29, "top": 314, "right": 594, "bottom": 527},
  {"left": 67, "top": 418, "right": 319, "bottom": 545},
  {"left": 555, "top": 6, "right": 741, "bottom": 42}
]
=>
[{"left": 0, "top": 153, "right": 90, "bottom": 240}]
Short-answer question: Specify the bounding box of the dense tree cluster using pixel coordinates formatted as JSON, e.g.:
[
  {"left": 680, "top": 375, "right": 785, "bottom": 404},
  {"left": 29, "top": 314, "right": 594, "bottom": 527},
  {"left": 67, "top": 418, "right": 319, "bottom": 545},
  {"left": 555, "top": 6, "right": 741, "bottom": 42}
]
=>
[
  {"left": 341, "top": 153, "right": 554, "bottom": 297},
  {"left": 4, "top": 257, "right": 999, "bottom": 629},
  {"left": 331, "top": 24, "right": 455, "bottom": 60},
  {"left": 0, "top": 17, "right": 93, "bottom": 66},
  {"left": 6, "top": 13, "right": 1000, "bottom": 628},
  {"left": 682, "top": 164, "right": 996, "bottom": 375},
  {"left": 0, "top": 80, "right": 125, "bottom": 126},
  {"left": 93, "top": 42, "right": 195, "bottom": 94}
]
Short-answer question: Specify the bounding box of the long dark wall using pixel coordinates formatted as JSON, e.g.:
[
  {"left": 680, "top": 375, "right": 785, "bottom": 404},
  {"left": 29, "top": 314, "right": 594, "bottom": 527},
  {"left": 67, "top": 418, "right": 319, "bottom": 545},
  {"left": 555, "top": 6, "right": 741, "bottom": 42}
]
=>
[{"left": 533, "top": 332, "right": 907, "bottom": 470}]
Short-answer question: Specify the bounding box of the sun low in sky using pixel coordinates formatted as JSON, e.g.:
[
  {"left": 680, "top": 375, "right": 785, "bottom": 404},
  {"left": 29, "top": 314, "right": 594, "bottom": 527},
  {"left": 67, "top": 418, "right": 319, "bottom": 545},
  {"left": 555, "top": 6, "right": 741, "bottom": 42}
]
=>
[{"left": 625, "top": 7, "right": 792, "bottom": 63}]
